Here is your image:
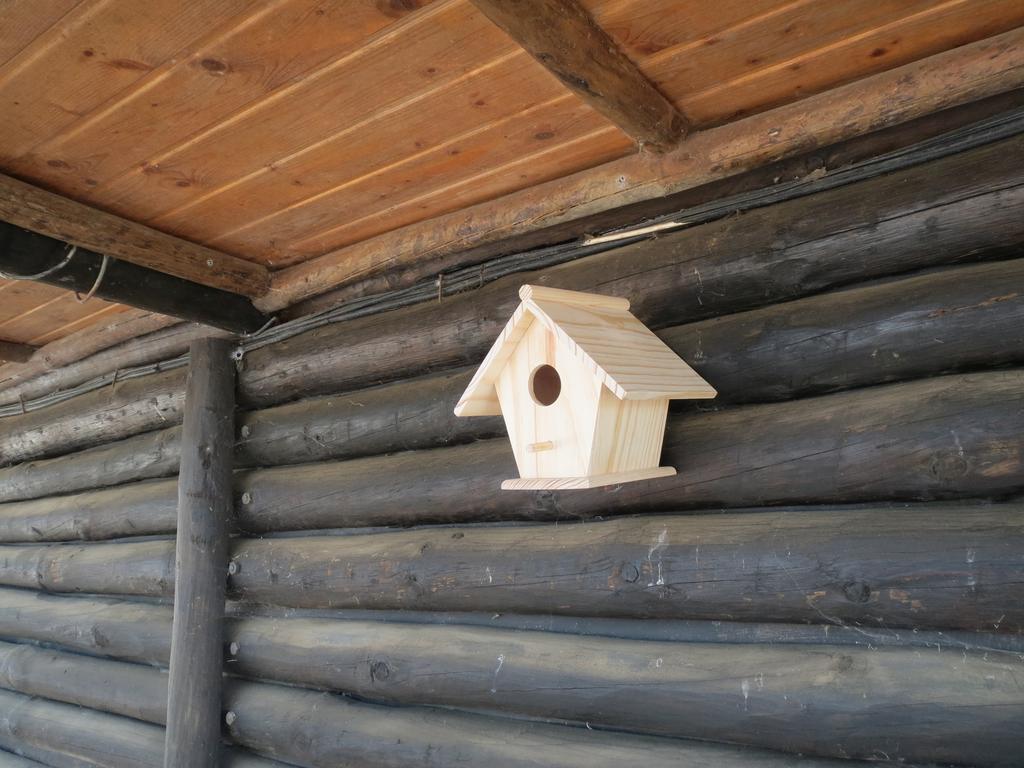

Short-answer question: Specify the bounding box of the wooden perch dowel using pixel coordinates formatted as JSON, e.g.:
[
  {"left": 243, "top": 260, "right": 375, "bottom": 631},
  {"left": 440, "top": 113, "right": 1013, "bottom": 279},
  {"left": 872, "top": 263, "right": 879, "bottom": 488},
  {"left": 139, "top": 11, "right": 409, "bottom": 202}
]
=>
[{"left": 164, "top": 338, "right": 236, "bottom": 768}]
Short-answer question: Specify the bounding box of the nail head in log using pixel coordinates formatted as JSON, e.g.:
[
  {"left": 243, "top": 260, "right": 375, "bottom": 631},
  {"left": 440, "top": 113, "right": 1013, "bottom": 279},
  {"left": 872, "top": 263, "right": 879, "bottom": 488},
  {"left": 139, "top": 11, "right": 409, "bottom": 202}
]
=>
[{"left": 164, "top": 337, "right": 236, "bottom": 768}]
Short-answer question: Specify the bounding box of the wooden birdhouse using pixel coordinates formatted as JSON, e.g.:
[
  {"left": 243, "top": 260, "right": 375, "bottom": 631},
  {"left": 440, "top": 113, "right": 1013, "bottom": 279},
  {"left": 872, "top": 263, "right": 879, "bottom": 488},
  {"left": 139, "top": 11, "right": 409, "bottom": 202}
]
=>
[{"left": 454, "top": 284, "right": 716, "bottom": 490}]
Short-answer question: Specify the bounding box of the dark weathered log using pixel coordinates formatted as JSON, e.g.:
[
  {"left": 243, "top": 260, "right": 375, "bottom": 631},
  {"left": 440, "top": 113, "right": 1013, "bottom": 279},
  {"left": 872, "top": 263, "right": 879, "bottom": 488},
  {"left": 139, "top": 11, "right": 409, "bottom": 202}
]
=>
[
  {"left": 4, "top": 254, "right": 1021, "bottom": 509},
  {"left": 3, "top": 593, "right": 1021, "bottom": 763},
  {"left": 237, "top": 371, "right": 1024, "bottom": 532},
  {"left": 4, "top": 254, "right": 1022, "bottom": 505},
  {"left": 0, "top": 433, "right": 181, "bottom": 504},
  {"left": 228, "top": 624, "right": 1024, "bottom": 765},
  {"left": 0, "top": 689, "right": 283, "bottom": 768},
  {"left": 242, "top": 136, "right": 1024, "bottom": 405},
  {"left": 165, "top": 338, "right": 235, "bottom": 768},
  {"left": 233, "top": 505, "right": 1024, "bottom": 631},
  {"left": 4, "top": 587, "right": 1020, "bottom": 675},
  {"left": 3, "top": 370, "right": 1020, "bottom": 543},
  {"left": 0, "top": 640, "right": 873, "bottom": 767},
  {"left": 0, "top": 322, "right": 229, "bottom": 408},
  {"left": 3, "top": 501, "right": 1021, "bottom": 632},
  {"left": 0, "top": 310, "right": 175, "bottom": 397},
  {"left": 670, "top": 257, "right": 1024, "bottom": 403},
  {"left": 0, "top": 589, "right": 172, "bottom": 664},
  {"left": 0, "top": 368, "right": 186, "bottom": 467}
]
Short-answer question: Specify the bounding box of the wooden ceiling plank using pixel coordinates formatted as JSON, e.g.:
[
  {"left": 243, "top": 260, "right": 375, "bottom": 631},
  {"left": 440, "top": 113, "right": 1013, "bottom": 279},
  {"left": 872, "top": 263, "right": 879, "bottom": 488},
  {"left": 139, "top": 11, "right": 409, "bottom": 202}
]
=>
[
  {"left": 580, "top": 0, "right": 797, "bottom": 63},
  {"left": 0, "top": 173, "right": 269, "bottom": 297},
  {"left": 469, "top": 0, "right": 687, "bottom": 151},
  {"left": 287, "top": 127, "right": 630, "bottom": 262},
  {"left": 149, "top": 51, "right": 565, "bottom": 244},
  {"left": 0, "top": 0, "right": 253, "bottom": 160},
  {"left": 26, "top": 301, "right": 130, "bottom": 347},
  {"left": 81, "top": 0, "right": 517, "bottom": 225},
  {"left": 0, "top": 339, "right": 36, "bottom": 364},
  {"left": 0, "top": 0, "right": 83, "bottom": 69},
  {"left": 7, "top": 0, "right": 440, "bottom": 205},
  {"left": 679, "top": 0, "right": 1024, "bottom": 124},
  {"left": 212, "top": 97, "right": 630, "bottom": 265},
  {"left": 257, "top": 27, "right": 1024, "bottom": 312}
]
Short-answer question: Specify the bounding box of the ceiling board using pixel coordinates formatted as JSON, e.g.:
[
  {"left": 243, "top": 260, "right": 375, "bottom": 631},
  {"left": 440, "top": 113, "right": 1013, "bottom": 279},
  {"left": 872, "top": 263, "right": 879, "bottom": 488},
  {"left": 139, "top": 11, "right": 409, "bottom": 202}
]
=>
[{"left": 0, "top": 0, "right": 1021, "bottom": 349}]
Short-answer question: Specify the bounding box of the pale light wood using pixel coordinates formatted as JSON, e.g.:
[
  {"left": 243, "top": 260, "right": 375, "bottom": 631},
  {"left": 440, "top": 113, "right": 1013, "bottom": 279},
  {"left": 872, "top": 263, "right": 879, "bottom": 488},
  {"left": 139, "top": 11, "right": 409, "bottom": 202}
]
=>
[
  {"left": 458, "top": 284, "right": 713, "bottom": 488},
  {"left": 501, "top": 466, "right": 675, "bottom": 490},
  {"left": 0, "top": 173, "right": 269, "bottom": 297},
  {"left": 469, "top": 0, "right": 687, "bottom": 151}
]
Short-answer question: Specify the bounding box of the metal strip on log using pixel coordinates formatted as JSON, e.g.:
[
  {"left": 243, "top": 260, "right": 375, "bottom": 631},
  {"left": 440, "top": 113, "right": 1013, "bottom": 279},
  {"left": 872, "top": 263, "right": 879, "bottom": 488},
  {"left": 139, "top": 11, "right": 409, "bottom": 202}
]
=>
[{"left": 164, "top": 337, "right": 235, "bottom": 768}]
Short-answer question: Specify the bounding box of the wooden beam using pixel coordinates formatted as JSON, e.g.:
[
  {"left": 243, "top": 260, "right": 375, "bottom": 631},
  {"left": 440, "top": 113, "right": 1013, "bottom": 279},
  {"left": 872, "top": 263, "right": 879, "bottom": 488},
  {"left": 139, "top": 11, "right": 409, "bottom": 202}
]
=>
[
  {"left": 0, "top": 223, "right": 270, "bottom": 333},
  {"left": 0, "top": 173, "right": 269, "bottom": 297},
  {"left": 470, "top": 0, "right": 686, "bottom": 151},
  {"left": 0, "top": 340, "right": 35, "bottom": 364},
  {"left": 257, "top": 27, "right": 1024, "bottom": 312},
  {"left": 164, "top": 338, "right": 235, "bottom": 768}
]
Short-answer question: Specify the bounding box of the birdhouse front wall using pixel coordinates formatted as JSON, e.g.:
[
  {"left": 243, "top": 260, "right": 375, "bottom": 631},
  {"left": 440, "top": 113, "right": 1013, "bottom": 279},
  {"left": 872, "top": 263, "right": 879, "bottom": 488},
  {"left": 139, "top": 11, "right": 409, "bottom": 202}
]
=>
[{"left": 495, "top": 314, "right": 603, "bottom": 479}]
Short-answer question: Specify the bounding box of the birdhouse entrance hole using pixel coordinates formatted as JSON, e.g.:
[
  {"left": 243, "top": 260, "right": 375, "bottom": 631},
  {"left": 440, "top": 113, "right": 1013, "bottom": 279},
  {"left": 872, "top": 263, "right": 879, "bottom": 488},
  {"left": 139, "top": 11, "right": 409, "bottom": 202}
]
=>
[{"left": 529, "top": 364, "right": 561, "bottom": 406}]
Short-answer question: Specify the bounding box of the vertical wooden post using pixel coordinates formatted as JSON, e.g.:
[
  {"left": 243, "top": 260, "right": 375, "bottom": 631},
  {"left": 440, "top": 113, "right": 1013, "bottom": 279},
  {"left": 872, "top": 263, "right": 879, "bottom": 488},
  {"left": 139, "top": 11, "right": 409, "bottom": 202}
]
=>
[{"left": 164, "top": 338, "right": 235, "bottom": 767}]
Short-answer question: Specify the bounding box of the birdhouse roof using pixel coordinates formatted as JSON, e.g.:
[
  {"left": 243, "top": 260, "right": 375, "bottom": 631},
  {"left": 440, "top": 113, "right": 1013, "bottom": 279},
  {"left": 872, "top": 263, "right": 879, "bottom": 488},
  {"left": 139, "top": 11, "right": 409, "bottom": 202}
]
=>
[{"left": 454, "top": 285, "right": 716, "bottom": 416}]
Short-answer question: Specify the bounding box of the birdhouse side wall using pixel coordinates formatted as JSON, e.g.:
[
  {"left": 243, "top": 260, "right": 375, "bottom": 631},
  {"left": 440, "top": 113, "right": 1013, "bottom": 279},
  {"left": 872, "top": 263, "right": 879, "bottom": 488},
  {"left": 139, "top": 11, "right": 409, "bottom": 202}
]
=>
[
  {"left": 587, "top": 390, "right": 670, "bottom": 475},
  {"left": 494, "top": 315, "right": 603, "bottom": 479}
]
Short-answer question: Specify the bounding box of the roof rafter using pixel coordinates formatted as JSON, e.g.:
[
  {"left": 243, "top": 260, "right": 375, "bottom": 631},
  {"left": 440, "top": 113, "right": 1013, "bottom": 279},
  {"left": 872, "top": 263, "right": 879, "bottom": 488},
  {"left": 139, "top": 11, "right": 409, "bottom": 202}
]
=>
[
  {"left": 0, "top": 173, "right": 269, "bottom": 298},
  {"left": 469, "top": 0, "right": 688, "bottom": 152}
]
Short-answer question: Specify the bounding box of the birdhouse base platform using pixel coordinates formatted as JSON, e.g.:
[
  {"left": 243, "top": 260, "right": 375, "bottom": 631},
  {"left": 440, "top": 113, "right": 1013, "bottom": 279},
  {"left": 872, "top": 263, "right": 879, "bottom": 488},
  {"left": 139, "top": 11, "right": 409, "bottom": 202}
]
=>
[{"left": 501, "top": 466, "right": 676, "bottom": 491}]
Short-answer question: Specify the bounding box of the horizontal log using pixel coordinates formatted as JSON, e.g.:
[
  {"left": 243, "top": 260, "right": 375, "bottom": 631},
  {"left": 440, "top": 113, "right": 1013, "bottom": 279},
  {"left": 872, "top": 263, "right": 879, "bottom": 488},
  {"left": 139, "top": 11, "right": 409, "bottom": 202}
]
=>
[
  {"left": 5, "top": 588, "right": 1020, "bottom": 670},
  {"left": 0, "top": 321, "right": 228, "bottom": 408},
  {"left": 4, "top": 254, "right": 1022, "bottom": 504},
  {"left": 0, "top": 368, "right": 185, "bottom": 467},
  {"left": 2, "top": 370, "right": 1020, "bottom": 543},
  {"left": 0, "top": 342, "right": 34, "bottom": 365},
  {"left": 0, "top": 689, "right": 283, "bottom": 768},
  {"left": 0, "top": 641, "right": 866, "bottom": 767},
  {"left": 3, "top": 501, "right": 1021, "bottom": 632},
  {"left": 1, "top": 137, "right": 1021, "bottom": 468},
  {"left": 243, "top": 136, "right": 1024, "bottom": 405},
  {"left": 2, "top": 592, "right": 1021, "bottom": 763},
  {"left": 237, "top": 371, "right": 1024, "bottom": 532},
  {"left": 0, "top": 310, "right": 175, "bottom": 400},
  {"left": 0, "top": 436, "right": 181, "bottom": 506}
]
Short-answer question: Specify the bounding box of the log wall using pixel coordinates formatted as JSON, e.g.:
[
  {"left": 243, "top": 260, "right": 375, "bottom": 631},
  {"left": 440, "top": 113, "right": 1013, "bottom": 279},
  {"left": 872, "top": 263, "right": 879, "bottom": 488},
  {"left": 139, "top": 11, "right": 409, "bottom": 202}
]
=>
[{"left": 0, "top": 132, "right": 1023, "bottom": 767}]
